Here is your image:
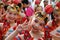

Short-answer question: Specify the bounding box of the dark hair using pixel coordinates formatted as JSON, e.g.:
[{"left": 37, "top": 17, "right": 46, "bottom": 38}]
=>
[
  {"left": 17, "top": 3, "right": 22, "bottom": 8},
  {"left": 44, "top": 17, "right": 48, "bottom": 24},
  {"left": 44, "top": 0, "right": 48, "bottom": 3},
  {"left": 50, "top": 12, "right": 54, "bottom": 20},
  {"left": 36, "top": 12, "right": 43, "bottom": 17},
  {"left": 4, "top": 5, "right": 8, "bottom": 11},
  {"left": 22, "top": 0, "right": 29, "bottom": 5}
]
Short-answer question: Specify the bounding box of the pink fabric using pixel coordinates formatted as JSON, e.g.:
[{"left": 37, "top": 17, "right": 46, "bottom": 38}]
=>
[{"left": 25, "top": 7, "right": 34, "bottom": 17}]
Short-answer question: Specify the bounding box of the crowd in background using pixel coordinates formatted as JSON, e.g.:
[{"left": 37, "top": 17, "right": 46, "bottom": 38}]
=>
[{"left": 0, "top": 0, "right": 60, "bottom": 40}]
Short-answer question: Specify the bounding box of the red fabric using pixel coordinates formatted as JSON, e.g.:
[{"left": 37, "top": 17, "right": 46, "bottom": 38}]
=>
[
  {"left": 38, "top": 39, "right": 42, "bottom": 40},
  {"left": 0, "top": 22, "right": 10, "bottom": 40},
  {"left": 45, "top": 5, "right": 53, "bottom": 14},
  {"left": 49, "top": 20, "right": 58, "bottom": 32},
  {"left": 0, "top": 17, "right": 7, "bottom": 40},
  {"left": 13, "top": 0, "right": 20, "bottom": 4},
  {"left": 44, "top": 27, "right": 52, "bottom": 40},
  {"left": 44, "top": 20, "right": 58, "bottom": 40},
  {"left": 24, "top": 31, "right": 31, "bottom": 40},
  {"left": 13, "top": 17, "right": 27, "bottom": 30},
  {"left": 17, "top": 19, "right": 21, "bottom": 25},
  {"left": 56, "top": 2, "right": 60, "bottom": 8},
  {"left": 21, "top": 17, "right": 27, "bottom": 24},
  {"left": 35, "top": 0, "right": 41, "bottom": 5},
  {"left": 13, "top": 37, "right": 18, "bottom": 40},
  {"left": 16, "top": 17, "right": 27, "bottom": 24},
  {"left": 2, "top": 22, "right": 10, "bottom": 36},
  {"left": 0, "top": 30, "right": 3, "bottom": 40},
  {"left": 13, "top": 26, "right": 16, "bottom": 30},
  {"left": 21, "top": 30, "right": 32, "bottom": 40},
  {"left": 0, "top": 19, "right": 2, "bottom": 22}
]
